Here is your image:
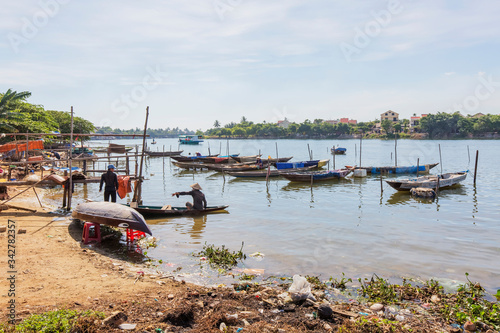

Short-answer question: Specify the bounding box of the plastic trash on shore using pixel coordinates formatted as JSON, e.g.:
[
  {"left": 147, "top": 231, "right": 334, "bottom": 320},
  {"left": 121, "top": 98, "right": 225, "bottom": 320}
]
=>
[{"left": 288, "top": 274, "right": 316, "bottom": 302}]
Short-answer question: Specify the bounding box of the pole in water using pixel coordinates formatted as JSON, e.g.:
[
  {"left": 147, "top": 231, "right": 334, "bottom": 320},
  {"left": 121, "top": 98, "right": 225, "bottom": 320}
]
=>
[
  {"left": 467, "top": 145, "right": 470, "bottom": 164},
  {"left": 275, "top": 142, "right": 279, "bottom": 159},
  {"left": 359, "top": 135, "right": 363, "bottom": 167},
  {"left": 307, "top": 144, "right": 311, "bottom": 160},
  {"left": 439, "top": 144, "right": 443, "bottom": 174},
  {"left": 474, "top": 150, "right": 479, "bottom": 185},
  {"left": 380, "top": 174, "right": 383, "bottom": 194},
  {"left": 416, "top": 158, "right": 419, "bottom": 178},
  {"left": 333, "top": 151, "right": 336, "bottom": 170},
  {"left": 394, "top": 132, "right": 397, "bottom": 167}
]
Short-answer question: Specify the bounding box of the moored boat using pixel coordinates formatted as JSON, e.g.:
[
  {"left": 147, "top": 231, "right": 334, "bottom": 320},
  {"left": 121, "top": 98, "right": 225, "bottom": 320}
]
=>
[
  {"left": 128, "top": 204, "right": 229, "bottom": 217},
  {"left": 331, "top": 147, "right": 347, "bottom": 155},
  {"left": 146, "top": 150, "right": 183, "bottom": 157},
  {"left": 385, "top": 171, "right": 467, "bottom": 191},
  {"left": 276, "top": 159, "right": 329, "bottom": 170},
  {"left": 280, "top": 168, "right": 352, "bottom": 182},
  {"left": 72, "top": 202, "right": 152, "bottom": 235},
  {"left": 346, "top": 163, "right": 439, "bottom": 175},
  {"left": 179, "top": 135, "right": 204, "bottom": 144}
]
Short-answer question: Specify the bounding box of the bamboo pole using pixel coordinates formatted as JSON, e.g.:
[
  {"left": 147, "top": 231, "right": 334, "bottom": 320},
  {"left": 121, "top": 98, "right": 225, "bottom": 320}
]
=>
[
  {"left": 439, "top": 144, "right": 443, "bottom": 174},
  {"left": 394, "top": 132, "right": 398, "bottom": 167},
  {"left": 33, "top": 188, "right": 43, "bottom": 207},
  {"left": 474, "top": 150, "right": 479, "bottom": 185},
  {"left": 132, "top": 107, "right": 149, "bottom": 205},
  {"left": 67, "top": 107, "right": 74, "bottom": 210},
  {"left": 416, "top": 158, "right": 420, "bottom": 178}
]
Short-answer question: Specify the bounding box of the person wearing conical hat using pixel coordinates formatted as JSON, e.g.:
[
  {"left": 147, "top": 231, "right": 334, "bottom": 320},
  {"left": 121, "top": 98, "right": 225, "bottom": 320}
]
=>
[
  {"left": 99, "top": 164, "right": 119, "bottom": 202},
  {"left": 172, "top": 183, "right": 207, "bottom": 210}
]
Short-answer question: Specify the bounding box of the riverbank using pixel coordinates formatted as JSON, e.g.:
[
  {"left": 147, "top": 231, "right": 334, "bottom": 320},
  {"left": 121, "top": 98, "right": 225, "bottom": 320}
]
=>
[{"left": 1, "top": 186, "right": 499, "bottom": 332}]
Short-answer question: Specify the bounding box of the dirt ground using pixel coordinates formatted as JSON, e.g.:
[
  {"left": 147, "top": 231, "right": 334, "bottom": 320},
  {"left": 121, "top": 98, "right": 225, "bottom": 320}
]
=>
[{"left": 0, "top": 185, "right": 487, "bottom": 332}]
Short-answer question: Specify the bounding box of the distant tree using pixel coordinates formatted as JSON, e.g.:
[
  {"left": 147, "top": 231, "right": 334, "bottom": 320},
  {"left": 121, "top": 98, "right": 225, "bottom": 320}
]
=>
[
  {"left": 393, "top": 123, "right": 402, "bottom": 133},
  {"left": 213, "top": 120, "right": 220, "bottom": 128},
  {"left": 381, "top": 119, "right": 393, "bottom": 134}
]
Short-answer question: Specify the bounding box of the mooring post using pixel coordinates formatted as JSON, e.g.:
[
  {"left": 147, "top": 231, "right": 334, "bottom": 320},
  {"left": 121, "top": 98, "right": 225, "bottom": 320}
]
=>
[
  {"left": 125, "top": 152, "right": 130, "bottom": 175},
  {"left": 380, "top": 174, "right": 383, "bottom": 194},
  {"left": 416, "top": 158, "right": 419, "bottom": 178},
  {"left": 474, "top": 150, "right": 479, "bottom": 185}
]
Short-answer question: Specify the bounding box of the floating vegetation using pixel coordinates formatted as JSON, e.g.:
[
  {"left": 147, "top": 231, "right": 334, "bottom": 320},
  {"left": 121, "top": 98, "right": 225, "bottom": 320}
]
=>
[
  {"left": 194, "top": 242, "right": 246, "bottom": 270},
  {"left": 329, "top": 273, "right": 353, "bottom": 290}
]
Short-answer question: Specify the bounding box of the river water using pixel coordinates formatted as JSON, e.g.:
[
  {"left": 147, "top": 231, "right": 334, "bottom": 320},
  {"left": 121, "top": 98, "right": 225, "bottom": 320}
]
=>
[{"left": 70, "top": 138, "right": 499, "bottom": 291}]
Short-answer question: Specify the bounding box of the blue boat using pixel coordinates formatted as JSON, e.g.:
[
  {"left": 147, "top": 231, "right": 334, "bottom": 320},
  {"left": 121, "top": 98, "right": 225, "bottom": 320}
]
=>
[
  {"left": 276, "top": 159, "right": 329, "bottom": 170},
  {"left": 179, "top": 135, "right": 204, "bottom": 144},
  {"left": 331, "top": 147, "right": 346, "bottom": 155},
  {"left": 346, "top": 163, "right": 439, "bottom": 175}
]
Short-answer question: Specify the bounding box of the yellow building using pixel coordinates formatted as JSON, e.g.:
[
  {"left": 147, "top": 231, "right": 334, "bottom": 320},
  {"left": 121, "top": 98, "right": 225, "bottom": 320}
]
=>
[{"left": 381, "top": 110, "right": 399, "bottom": 123}]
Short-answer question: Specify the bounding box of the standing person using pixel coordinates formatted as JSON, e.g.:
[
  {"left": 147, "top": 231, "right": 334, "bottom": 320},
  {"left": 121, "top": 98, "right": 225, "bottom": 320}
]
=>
[
  {"left": 172, "top": 183, "right": 207, "bottom": 210},
  {"left": 99, "top": 164, "right": 119, "bottom": 202}
]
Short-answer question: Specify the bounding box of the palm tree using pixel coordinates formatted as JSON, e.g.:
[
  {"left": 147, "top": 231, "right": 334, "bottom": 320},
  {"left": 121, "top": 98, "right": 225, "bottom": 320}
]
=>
[{"left": 0, "top": 89, "right": 31, "bottom": 132}]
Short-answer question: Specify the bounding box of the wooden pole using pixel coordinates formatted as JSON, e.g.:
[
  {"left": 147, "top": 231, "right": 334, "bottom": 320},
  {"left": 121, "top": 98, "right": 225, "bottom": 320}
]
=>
[
  {"left": 439, "top": 144, "right": 443, "bottom": 174},
  {"left": 135, "top": 145, "right": 138, "bottom": 176},
  {"left": 333, "top": 150, "right": 336, "bottom": 170},
  {"left": 275, "top": 142, "right": 279, "bottom": 159},
  {"left": 25, "top": 132, "right": 29, "bottom": 174},
  {"left": 359, "top": 134, "right": 363, "bottom": 167},
  {"left": 473, "top": 150, "right": 479, "bottom": 185},
  {"left": 380, "top": 174, "right": 383, "bottom": 194},
  {"left": 307, "top": 144, "right": 311, "bottom": 160},
  {"left": 125, "top": 152, "right": 130, "bottom": 175},
  {"left": 132, "top": 107, "right": 149, "bottom": 205},
  {"left": 416, "top": 158, "right": 419, "bottom": 178},
  {"left": 67, "top": 107, "right": 74, "bottom": 210},
  {"left": 467, "top": 145, "right": 470, "bottom": 164},
  {"left": 33, "top": 188, "right": 43, "bottom": 207},
  {"left": 394, "top": 132, "right": 397, "bottom": 167}
]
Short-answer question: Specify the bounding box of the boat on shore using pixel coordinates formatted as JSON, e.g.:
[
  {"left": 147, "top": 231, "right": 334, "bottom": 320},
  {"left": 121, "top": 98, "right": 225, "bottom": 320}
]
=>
[
  {"left": 128, "top": 204, "right": 229, "bottom": 217},
  {"left": 72, "top": 202, "right": 152, "bottom": 235},
  {"left": 179, "top": 135, "right": 204, "bottom": 144},
  {"left": 280, "top": 168, "right": 352, "bottom": 182},
  {"left": 346, "top": 163, "right": 438, "bottom": 175},
  {"left": 385, "top": 171, "right": 467, "bottom": 191}
]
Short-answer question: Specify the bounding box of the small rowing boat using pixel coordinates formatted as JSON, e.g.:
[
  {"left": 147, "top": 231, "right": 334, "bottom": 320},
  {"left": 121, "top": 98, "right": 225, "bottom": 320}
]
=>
[
  {"left": 127, "top": 204, "right": 229, "bottom": 217},
  {"left": 346, "top": 163, "right": 438, "bottom": 175},
  {"left": 385, "top": 171, "right": 467, "bottom": 191},
  {"left": 72, "top": 202, "right": 152, "bottom": 235}
]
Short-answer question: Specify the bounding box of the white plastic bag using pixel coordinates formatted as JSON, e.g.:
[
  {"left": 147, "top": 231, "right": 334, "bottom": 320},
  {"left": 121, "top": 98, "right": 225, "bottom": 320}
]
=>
[{"left": 288, "top": 274, "right": 316, "bottom": 302}]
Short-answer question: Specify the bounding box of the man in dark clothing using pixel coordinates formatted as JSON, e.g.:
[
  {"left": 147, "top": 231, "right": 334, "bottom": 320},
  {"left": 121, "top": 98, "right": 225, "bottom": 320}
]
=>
[
  {"left": 99, "top": 164, "right": 119, "bottom": 202},
  {"left": 172, "top": 183, "right": 207, "bottom": 210}
]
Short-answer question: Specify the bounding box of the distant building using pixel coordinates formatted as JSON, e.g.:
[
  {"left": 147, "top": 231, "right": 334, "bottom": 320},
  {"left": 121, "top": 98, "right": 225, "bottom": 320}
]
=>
[
  {"left": 277, "top": 118, "right": 291, "bottom": 128},
  {"left": 471, "top": 113, "right": 485, "bottom": 118},
  {"left": 381, "top": 110, "right": 399, "bottom": 123},
  {"left": 324, "top": 118, "right": 357, "bottom": 125},
  {"left": 409, "top": 114, "right": 427, "bottom": 132}
]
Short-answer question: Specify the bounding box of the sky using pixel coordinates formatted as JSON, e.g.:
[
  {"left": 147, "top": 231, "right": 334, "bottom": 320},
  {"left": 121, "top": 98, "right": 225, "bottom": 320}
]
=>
[{"left": 1, "top": 0, "right": 500, "bottom": 131}]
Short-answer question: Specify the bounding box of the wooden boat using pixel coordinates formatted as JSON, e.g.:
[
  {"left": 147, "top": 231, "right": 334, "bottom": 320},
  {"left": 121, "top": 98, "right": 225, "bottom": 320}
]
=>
[
  {"left": 346, "top": 163, "right": 438, "bottom": 175},
  {"left": 146, "top": 150, "right": 183, "bottom": 157},
  {"left": 229, "top": 154, "right": 261, "bottom": 163},
  {"left": 276, "top": 159, "right": 325, "bottom": 170},
  {"left": 128, "top": 204, "right": 229, "bottom": 217},
  {"left": 171, "top": 154, "right": 219, "bottom": 162},
  {"left": 179, "top": 135, "right": 204, "bottom": 144},
  {"left": 385, "top": 171, "right": 467, "bottom": 191},
  {"left": 331, "top": 147, "right": 346, "bottom": 155},
  {"left": 151, "top": 139, "right": 157, "bottom": 144},
  {"left": 280, "top": 168, "right": 352, "bottom": 182},
  {"left": 172, "top": 161, "right": 212, "bottom": 170},
  {"left": 72, "top": 202, "right": 152, "bottom": 235},
  {"left": 226, "top": 165, "right": 317, "bottom": 178}
]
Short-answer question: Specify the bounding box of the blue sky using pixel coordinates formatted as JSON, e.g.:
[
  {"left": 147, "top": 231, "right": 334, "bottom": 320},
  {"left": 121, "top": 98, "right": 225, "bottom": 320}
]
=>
[{"left": 1, "top": 0, "right": 500, "bottom": 131}]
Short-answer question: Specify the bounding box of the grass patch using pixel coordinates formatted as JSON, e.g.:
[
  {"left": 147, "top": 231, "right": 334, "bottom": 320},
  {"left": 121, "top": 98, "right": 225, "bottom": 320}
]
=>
[
  {"left": 194, "top": 242, "right": 246, "bottom": 270},
  {"left": 1, "top": 309, "right": 105, "bottom": 333}
]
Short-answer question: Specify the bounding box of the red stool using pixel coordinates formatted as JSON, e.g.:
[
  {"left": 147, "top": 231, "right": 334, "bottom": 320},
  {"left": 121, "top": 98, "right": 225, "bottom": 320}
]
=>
[
  {"left": 82, "top": 222, "right": 101, "bottom": 244},
  {"left": 126, "top": 228, "right": 145, "bottom": 242}
]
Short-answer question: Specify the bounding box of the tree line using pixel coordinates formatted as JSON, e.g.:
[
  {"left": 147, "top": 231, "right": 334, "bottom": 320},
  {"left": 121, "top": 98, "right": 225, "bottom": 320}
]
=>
[{"left": 1, "top": 89, "right": 499, "bottom": 141}]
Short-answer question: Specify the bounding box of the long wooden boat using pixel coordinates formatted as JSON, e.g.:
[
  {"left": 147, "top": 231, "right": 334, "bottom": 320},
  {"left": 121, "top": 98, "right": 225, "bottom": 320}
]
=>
[
  {"left": 171, "top": 154, "right": 219, "bottom": 162},
  {"left": 146, "top": 150, "right": 183, "bottom": 157},
  {"left": 172, "top": 161, "right": 212, "bottom": 170},
  {"left": 226, "top": 165, "right": 317, "bottom": 178},
  {"left": 385, "top": 171, "right": 467, "bottom": 191},
  {"left": 346, "top": 163, "right": 438, "bottom": 175},
  {"left": 280, "top": 168, "right": 352, "bottom": 182},
  {"left": 128, "top": 204, "right": 229, "bottom": 217},
  {"left": 72, "top": 202, "right": 152, "bottom": 235},
  {"left": 276, "top": 159, "right": 328, "bottom": 170}
]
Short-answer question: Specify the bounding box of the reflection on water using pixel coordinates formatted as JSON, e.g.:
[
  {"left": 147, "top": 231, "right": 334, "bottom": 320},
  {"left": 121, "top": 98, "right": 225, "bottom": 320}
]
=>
[{"left": 75, "top": 139, "right": 500, "bottom": 292}]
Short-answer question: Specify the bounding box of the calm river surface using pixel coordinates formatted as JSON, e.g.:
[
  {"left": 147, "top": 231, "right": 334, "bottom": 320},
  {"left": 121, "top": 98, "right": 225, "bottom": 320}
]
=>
[{"left": 76, "top": 138, "right": 499, "bottom": 291}]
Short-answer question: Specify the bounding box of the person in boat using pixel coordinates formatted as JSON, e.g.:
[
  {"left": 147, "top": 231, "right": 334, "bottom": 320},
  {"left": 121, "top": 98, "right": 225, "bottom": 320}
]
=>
[
  {"left": 256, "top": 157, "right": 263, "bottom": 168},
  {"left": 172, "top": 183, "right": 207, "bottom": 210},
  {"left": 99, "top": 164, "right": 119, "bottom": 202}
]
